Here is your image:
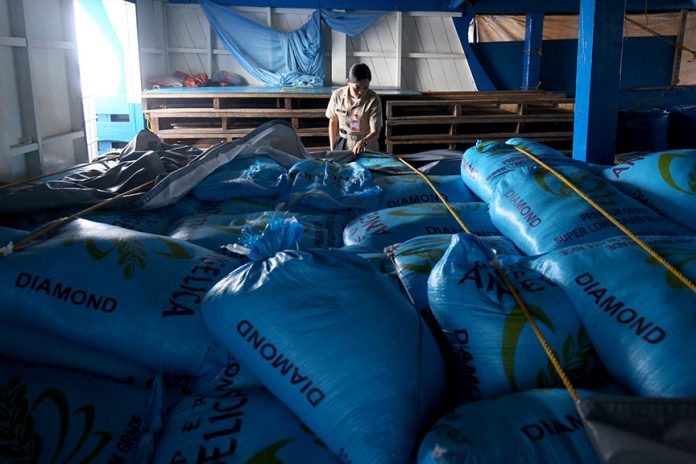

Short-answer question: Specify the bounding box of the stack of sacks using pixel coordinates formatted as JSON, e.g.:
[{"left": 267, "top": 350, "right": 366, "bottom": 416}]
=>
[
  {"left": 202, "top": 220, "right": 446, "bottom": 463},
  {"left": 283, "top": 160, "right": 382, "bottom": 214},
  {"left": 522, "top": 235, "right": 696, "bottom": 397},
  {"left": 152, "top": 388, "right": 341, "bottom": 463},
  {"left": 342, "top": 203, "right": 499, "bottom": 251},
  {"left": 391, "top": 234, "right": 519, "bottom": 312},
  {"left": 341, "top": 244, "right": 401, "bottom": 290},
  {"left": 598, "top": 149, "right": 696, "bottom": 232},
  {"left": 0, "top": 219, "right": 243, "bottom": 379},
  {"left": 460, "top": 138, "right": 586, "bottom": 204},
  {"left": 81, "top": 210, "right": 175, "bottom": 235},
  {"left": 181, "top": 353, "right": 261, "bottom": 398},
  {"left": 418, "top": 389, "right": 600, "bottom": 463},
  {"left": 428, "top": 234, "right": 598, "bottom": 403},
  {"left": 373, "top": 174, "right": 478, "bottom": 210},
  {"left": 197, "top": 196, "right": 280, "bottom": 216},
  {"left": 167, "top": 211, "right": 346, "bottom": 252},
  {"left": 0, "top": 359, "right": 161, "bottom": 464},
  {"left": 461, "top": 139, "right": 690, "bottom": 255},
  {"left": 192, "top": 156, "right": 289, "bottom": 201}
]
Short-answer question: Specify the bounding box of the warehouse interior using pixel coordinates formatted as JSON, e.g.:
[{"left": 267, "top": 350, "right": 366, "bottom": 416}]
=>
[{"left": 1, "top": 0, "right": 695, "bottom": 463}]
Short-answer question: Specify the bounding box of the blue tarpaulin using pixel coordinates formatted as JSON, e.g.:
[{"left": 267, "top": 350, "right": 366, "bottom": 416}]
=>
[{"left": 200, "top": 0, "right": 381, "bottom": 86}]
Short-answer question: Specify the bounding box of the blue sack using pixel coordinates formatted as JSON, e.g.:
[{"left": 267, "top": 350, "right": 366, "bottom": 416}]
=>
[
  {"left": 418, "top": 389, "right": 600, "bottom": 464},
  {"left": 167, "top": 211, "right": 346, "bottom": 252},
  {"left": 155, "top": 194, "right": 202, "bottom": 221},
  {"left": 83, "top": 210, "right": 174, "bottom": 235},
  {"left": 390, "top": 234, "right": 453, "bottom": 310},
  {"left": 203, "top": 221, "right": 445, "bottom": 464},
  {"left": 489, "top": 165, "right": 690, "bottom": 255},
  {"left": 461, "top": 138, "right": 583, "bottom": 203},
  {"left": 0, "top": 359, "right": 161, "bottom": 464},
  {"left": 428, "top": 234, "right": 596, "bottom": 402},
  {"left": 599, "top": 150, "right": 696, "bottom": 232},
  {"left": 341, "top": 244, "right": 402, "bottom": 291},
  {"left": 523, "top": 235, "right": 696, "bottom": 397},
  {"left": 0, "top": 226, "right": 29, "bottom": 247},
  {"left": 199, "top": 196, "right": 281, "bottom": 216},
  {"left": 1, "top": 207, "right": 81, "bottom": 231},
  {"left": 343, "top": 202, "right": 499, "bottom": 251},
  {"left": 0, "top": 322, "right": 157, "bottom": 386},
  {"left": 182, "top": 353, "right": 262, "bottom": 398},
  {"left": 355, "top": 154, "right": 406, "bottom": 170},
  {"left": 284, "top": 160, "right": 381, "bottom": 212},
  {"left": 0, "top": 219, "right": 240, "bottom": 376},
  {"left": 152, "top": 388, "right": 340, "bottom": 464},
  {"left": 393, "top": 234, "right": 520, "bottom": 312},
  {"left": 193, "top": 156, "right": 289, "bottom": 201},
  {"left": 374, "top": 174, "right": 479, "bottom": 210}
]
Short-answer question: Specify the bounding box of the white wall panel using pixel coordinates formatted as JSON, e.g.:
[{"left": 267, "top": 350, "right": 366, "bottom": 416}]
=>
[
  {"left": 0, "top": 0, "right": 85, "bottom": 182},
  {"left": 139, "top": 5, "right": 476, "bottom": 92},
  {"left": 0, "top": 1, "right": 11, "bottom": 36}
]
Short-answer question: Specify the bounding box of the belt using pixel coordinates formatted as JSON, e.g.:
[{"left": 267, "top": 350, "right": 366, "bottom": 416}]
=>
[{"left": 339, "top": 127, "right": 362, "bottom": 141}]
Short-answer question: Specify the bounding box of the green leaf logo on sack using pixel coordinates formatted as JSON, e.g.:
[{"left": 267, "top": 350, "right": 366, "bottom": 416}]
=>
[
  {"left": 66, "top": 237, "right": 191, "bottom": 278},
  {"left": 658, "top": 153, "right": 696, "bottom": 195},
  {"left": 534, "top": 169, "right": 618, "bottom": 206},
  {"left": 0, "top": 376, "right": 111, "bottom": 463},
  {"left": 400, "top": 248, "right": 449, "bottom": 275},
  {"left": 502, "top": 304, "right": 555, "bottom": 391},
  {"left": 645, "top": 243, "right": 696, "bottom": 289},
  {"left": 536, "top": 326, "right": 595, "bottom": 388},
  {"left": 245, "top": 438, "right": 293, "bottom": 464},
  {"left": 475, "top": 141, "right": 512, "bottom": 156}
]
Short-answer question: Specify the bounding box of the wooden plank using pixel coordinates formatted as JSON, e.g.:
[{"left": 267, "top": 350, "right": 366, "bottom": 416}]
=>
[
  {"left": 156, "top": 127, "right": 326, "bottom": 137},
  {"left": 142, "top": 91, "right": 332, "bottom": 99},
  {"left": 387, "top": 131, "right": 573, "bottom": 143},
  {"left": 386, "top": 113, "right": 573, "bottom": 125},
  {"left": 387, "top": 97, "right": 573, "bottom": 108},
  {"left": 146, "top": 108, "right": 327, "bottom": 117}
]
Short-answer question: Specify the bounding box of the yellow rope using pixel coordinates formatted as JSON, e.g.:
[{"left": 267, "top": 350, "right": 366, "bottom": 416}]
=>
[
  {"left": 493, "top": 265, "right": 580, "bottom": 401},
  {"left": 145, "top": 112, "right": 154, "bottom": 132},
  {"left": 11, "top": 180, "right": 155, "bottom": 253},
  {"left": 625, "top": 16, "right": 696, "bottom": 62},
  {"left": 512, "top": 146, "right": 696, "bottom": 293},
  {"left": 396, "top": 157, "right": 473, "bottom": 235},
  {"left": 394, "top": 155, "right": 579, "bottom": 400}
]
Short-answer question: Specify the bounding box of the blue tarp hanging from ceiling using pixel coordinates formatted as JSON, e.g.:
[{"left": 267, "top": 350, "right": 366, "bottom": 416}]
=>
[{"left": 199, "top": 0, "right": 381, "bottom": 86}]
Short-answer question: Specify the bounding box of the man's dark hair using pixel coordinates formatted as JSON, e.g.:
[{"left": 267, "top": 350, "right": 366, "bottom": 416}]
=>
[{"left": 348, "top": 63, "right": 372, "bottom": 82}]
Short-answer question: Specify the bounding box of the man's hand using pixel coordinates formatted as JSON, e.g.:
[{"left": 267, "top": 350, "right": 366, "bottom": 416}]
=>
[{"left": 353, "top": 139, "right": 366, "bottom": 156}]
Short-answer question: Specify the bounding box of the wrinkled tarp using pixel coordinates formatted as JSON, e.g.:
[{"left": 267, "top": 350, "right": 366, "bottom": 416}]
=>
[{"left": 0, "top": 121, "right": 310, "bottom": 214}]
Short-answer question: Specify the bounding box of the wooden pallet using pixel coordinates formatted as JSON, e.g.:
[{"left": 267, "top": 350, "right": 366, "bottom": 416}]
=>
[
  {"left": 143, "top": 90, "right": 331, "bottom": 149},
  {"left": 385, "top": 93, "right": 575, "bottom": 154}
]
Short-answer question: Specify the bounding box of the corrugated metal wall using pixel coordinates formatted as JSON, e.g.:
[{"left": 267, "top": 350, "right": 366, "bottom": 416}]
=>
[{"left": 137, "top": 1, "right": 476, "bottom": 91}]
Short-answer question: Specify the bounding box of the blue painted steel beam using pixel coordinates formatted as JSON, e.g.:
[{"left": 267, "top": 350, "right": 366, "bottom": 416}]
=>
[
  {"left": 453, "top": 15, "right": 496, "bottom": 90},
  {"left": 521, "top": 12, "right": 543, "bottom": 90},
  {"left": 457, "top": 0, "right": 695, "bottom": 14},
  {"left": 572, "top": 0, "right": 624, "bottom": 164},
  {"left": 620, "top": 87, "right": 696, "bottom": 109}
]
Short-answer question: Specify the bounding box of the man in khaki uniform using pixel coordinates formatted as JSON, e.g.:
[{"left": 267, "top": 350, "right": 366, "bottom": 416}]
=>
[{"left": 326, "top": 63, "right": 383, "bottom": 156}]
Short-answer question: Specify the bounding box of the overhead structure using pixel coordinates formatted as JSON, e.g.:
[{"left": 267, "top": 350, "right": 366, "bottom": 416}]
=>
[{"left": 572, "top": 0, "right": 625, "bottom": 164}]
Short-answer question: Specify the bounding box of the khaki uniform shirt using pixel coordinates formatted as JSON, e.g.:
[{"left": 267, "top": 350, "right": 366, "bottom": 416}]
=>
[{"left": 325, "top": 86, "right": 383, "bottom": 151}]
